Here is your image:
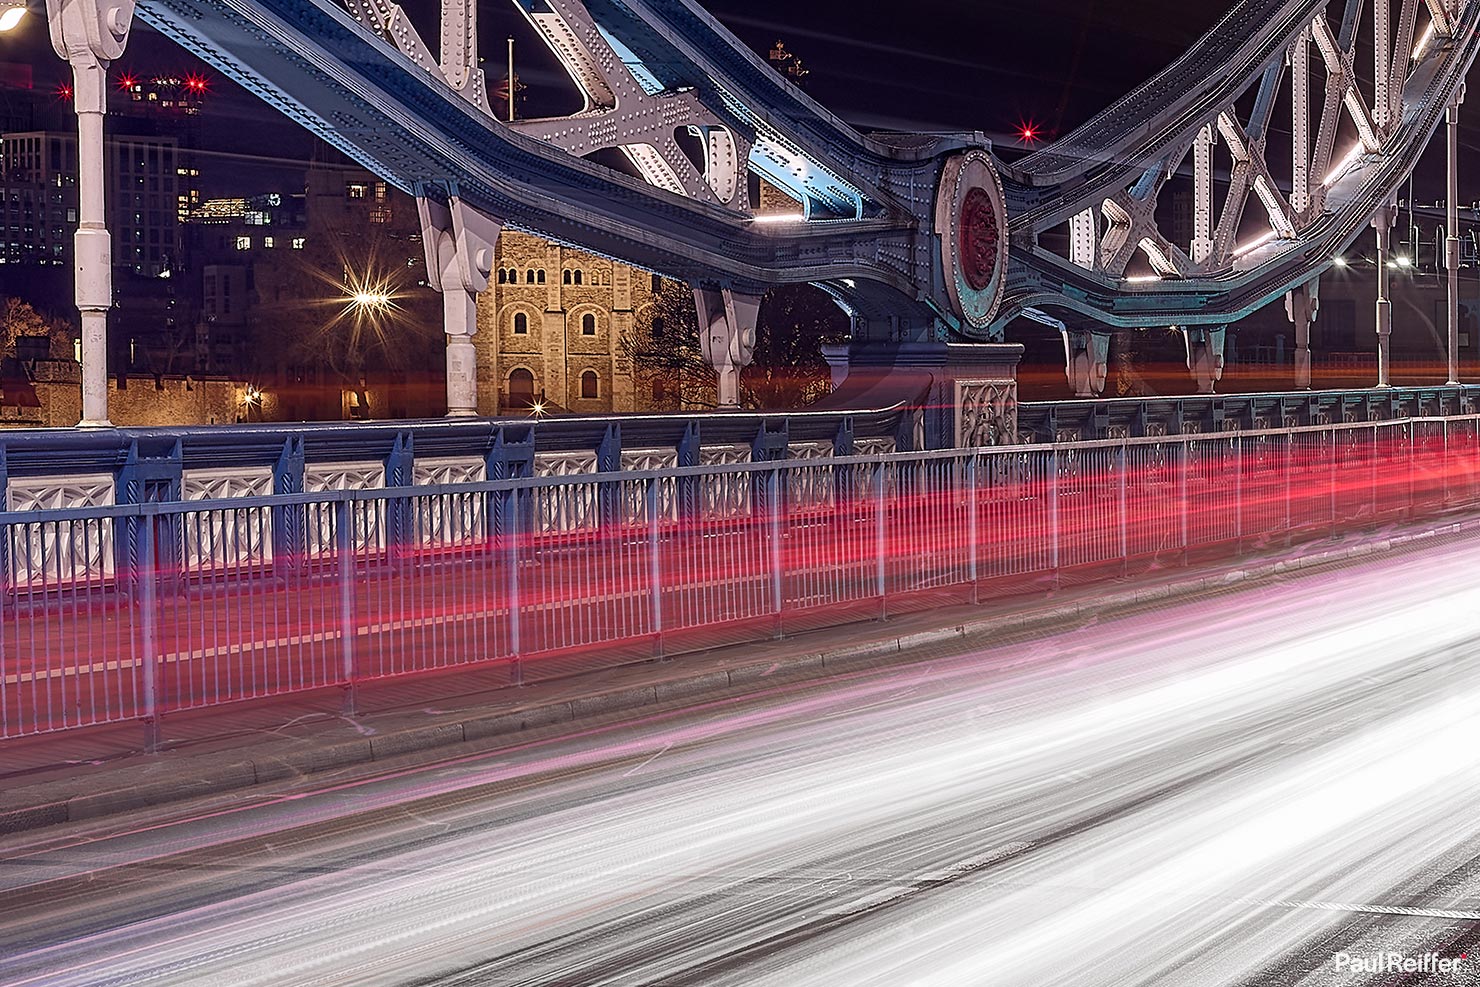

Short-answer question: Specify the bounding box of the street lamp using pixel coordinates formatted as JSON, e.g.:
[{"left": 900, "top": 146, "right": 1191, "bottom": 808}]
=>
[
  {"left": 0, "top": 2, "right": 26, "bottom": 32},
  {"left": 350, "top": 289, "right": 391, "bottom": 310}
]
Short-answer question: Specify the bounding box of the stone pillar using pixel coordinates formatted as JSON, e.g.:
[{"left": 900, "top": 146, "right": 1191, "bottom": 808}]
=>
[
  {"left": 47, "top": 0, "right": 135, "bottom": 426},
  {"left": 1285, "top": 281, "right": 1318, "bottom": 390},
  {"left": 819, "top": 342, "right": 851, "bottom": 391},
  {"left": 1061, "top": 329, "right": 1109, "bottom": 398},
  {"left": 1373, "top": 204, "right": 1396, "bottom": 388},
  {"left": 417, "top": 195, "right": 501, "bottom": 417},
  {"left": 693, "top": 285, "right": 761, "bottom": 408},
  {"left": 1181, "top": 325, "right": 1226, "bottom": 394}
]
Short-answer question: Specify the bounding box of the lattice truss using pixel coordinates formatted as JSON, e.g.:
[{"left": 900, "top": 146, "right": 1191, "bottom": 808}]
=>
[
  {"left": 1045, "top": 0, "right": 1471, "bottom": 285},
  {"left": 341, "top": 0, "right": 868, "bottom": 220}
]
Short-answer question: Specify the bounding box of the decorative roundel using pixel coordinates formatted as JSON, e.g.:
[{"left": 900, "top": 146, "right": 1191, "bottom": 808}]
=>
[{"left": 935, "top": 150, "right": 1009, "bottom": 332}]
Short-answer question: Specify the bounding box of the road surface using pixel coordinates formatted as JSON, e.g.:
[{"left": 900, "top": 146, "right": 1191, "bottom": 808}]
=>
[{"left": 4, "top": 532, "right": 1480, "bottom": 985}]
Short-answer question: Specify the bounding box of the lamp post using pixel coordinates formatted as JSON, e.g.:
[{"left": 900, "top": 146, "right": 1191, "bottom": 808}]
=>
[
  {"left": 45, "top": 0, "right": 136, "bottom": 427},
  {"left": 0, "top": 1, "right": 27, "bottom": 32}
]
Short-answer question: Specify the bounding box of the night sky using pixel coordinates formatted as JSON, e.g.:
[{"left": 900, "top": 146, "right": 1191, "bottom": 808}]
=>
[{"left": 0, "top": 0, "right": 1472, "bottom": 198}]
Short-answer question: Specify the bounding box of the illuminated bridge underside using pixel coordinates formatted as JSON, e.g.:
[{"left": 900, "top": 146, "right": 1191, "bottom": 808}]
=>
[
  {"left": 135, "top": 0, "right": 1478, "bottom": 336},
  {"left": 1007, "top": 0, "right": 1480, "bottom": 330}
]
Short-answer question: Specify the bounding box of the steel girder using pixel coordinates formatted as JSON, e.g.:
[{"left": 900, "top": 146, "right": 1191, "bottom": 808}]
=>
[{"left": 133, "top": 0, "right": 1479, "bottom": 341}]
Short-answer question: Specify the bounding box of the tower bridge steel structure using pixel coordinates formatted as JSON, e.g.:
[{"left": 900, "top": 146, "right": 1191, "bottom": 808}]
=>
[{"left": 37, "top": 0, "right": 1480, "bottom": 442}]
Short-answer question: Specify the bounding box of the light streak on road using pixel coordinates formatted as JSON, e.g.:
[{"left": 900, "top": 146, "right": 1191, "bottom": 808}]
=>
[{"left": 4, "top": 535, "right": 1480, "bottom": 985}]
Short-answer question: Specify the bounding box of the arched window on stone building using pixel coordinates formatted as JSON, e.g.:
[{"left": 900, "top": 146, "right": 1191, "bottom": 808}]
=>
[
  {"left": 573, "top": 269, "right": 584, "bottom": 286},
  {"left": 562, "top": 269, "right": 571, "bottom": 285},
  {"left": 513, "top": 312, "right": 528, "bottom": 334},
  {"left": 581, "top": 313, "right": 597, "bottom": 335},
  {"left": 526, "top": 269, "right": 536, "bottom": 283},
  {"left": 497, "top": 269, "right": 507, "bottom": 284},
  {"left": 537, "top": 269, "right": 546, "bottom": 284},
  {"left": 581, "top": 370, "right": 599, "bottom": 399},
  {"left": 508, "top": 368, "right": 536, "bottom": 409}
]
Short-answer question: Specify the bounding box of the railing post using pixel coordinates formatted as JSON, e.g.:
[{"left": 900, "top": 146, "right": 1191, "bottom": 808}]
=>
[
  {"left": 505, "top": 488, "right": 523, "bottom": 686},
  {"left": 1048, "top": 447, "right": 1061, "bottom": 587},
  {"left": 1328, "top": 429, "right": 1338, "bottom": 536},
  {"left": 335, "top": 498, "right": 358, "bottom": 716},
  {"left": 647, "top": 478, "right": 664, "bottom": 658},
  {"left": 768, "top": 467, "right": 784, "bottom": 639},
  {"left": 139, "top": 511, "right": 162, "bottom": 754},
  {"left": 1117, "top": 442, "right": 1129, "bottom": 575},
  {"left": 1283, "top": 432, "right": 1292, "bottom": 535},
  {"left": 1178, "top": 440, "right": 1190, "bottom": 566},
  {"left": 1370, "top": 423, "right": 1379, "bottom": 520},
  {"left": 1233, "top": 434, "right": 1243, "bottom": 555},
  {"left": 966, "top": 455, "right": 980, "bottom": 604},
  {"left": 1407, "top": 421, "right": 1417, "bottom": 518},
  {"left": 1442, "top": 418, "right": 1451, "bottom": 507},
  {"left": 874, "top": 461, "right": 887, "bottom": 620}
]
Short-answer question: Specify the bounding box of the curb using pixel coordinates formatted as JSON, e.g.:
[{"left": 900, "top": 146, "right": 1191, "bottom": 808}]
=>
[{"left": 5, "top": 514, "right": 1479, "bottom": 837}]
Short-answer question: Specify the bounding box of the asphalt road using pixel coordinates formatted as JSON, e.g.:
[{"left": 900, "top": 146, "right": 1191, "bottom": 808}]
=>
[{"left": 4, "top": 533, "right": 1480, "bottom": 986}]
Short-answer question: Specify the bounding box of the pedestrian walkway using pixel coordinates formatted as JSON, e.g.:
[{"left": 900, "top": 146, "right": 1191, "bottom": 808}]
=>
[{"left": 3, "top": 511, "right": 1477, "bottom": 837}]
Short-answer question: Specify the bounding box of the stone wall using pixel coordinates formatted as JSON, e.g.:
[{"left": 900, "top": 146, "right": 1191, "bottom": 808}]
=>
[{"left": 0, "top": 359, "right": 249, "bottom": 428}]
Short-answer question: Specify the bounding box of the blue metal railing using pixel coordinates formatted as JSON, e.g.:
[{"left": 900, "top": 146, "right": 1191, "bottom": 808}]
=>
[{"left": 2, "top": 415, "right": 1476, "bottom": 749}]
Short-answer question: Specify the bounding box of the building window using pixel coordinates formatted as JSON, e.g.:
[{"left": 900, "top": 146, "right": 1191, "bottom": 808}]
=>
[
  {"left": 526, "top": 269, "right": 536, "bottom": 284},
  {"left": 508, "top": 368, "right": 536, "bottom": 409},
  {"left": 513, "top": 312, "right": 528, "bottom": 334},
  {"left": 651, "top": 273, "right": 662, "bottom": 293},
  {"left": 263, "top": 236, "right": 275, "bottom": 248},
  {"left": 581, "top": 313, "right": 597, "bottom": 335},
  {"left": 580, "top": 370, "right": 599, "bottom": 399},
  {"left": 235, "top": 236, "right": 250, "bottom": 250},
  {"left": 498, "top": 269, "right": 507, "bottom": 284},
  {"left": 652, "top": 315, "right": 665, "bottom": 338},
  {"left": 537, "top": 269, "right": 546, "bottom": 284},
  {"left": 573, "top": 269, "right": 583, "bottom": 286},
  {"left": 562, "top": 269, "right": 571, "bottom": 285},
  {"left": 291, "top": 237, "right": 306, "bottom": 249},
  {"left": 346, "top": 183, "right": 367, "bottom": 199}
]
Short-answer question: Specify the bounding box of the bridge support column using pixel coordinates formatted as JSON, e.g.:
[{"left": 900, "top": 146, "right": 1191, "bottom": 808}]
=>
[
  {"left": 1285, "top": 281, "right": 1318, "bottom": 390},
  {"left": 1374, "top": 204, "right": 1397, "bottom": 388},
  {"left": 47, "top": 0, "right": 135, "bottom": 427},
  {"left": 1181, "top": 326, "right": 1226, "bottom": 394},
  {"left": 417, "top": 194, "right": 501, "bottom": 417},
  {"left": 694, "top": 286, "right": 761, "bottom": 408},
  {"left": 1447, "top": 87, "right": 1465, "bottom": 385},
  {"left": 1061, "top": 329, "right": 1109, "bottom": 398}
]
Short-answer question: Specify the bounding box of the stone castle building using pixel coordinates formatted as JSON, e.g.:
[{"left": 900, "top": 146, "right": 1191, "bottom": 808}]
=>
[{"left": 474, "top": 230, "right": 657, "bottom": 415}]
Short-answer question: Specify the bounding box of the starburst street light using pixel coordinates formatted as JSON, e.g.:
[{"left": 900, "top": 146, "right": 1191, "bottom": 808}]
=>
[
  {"left": 0, "top": 1, "right": 27, "bottom": 32},
  {"left": 351, "top": 290, "right": 392, "bottom": 309}
]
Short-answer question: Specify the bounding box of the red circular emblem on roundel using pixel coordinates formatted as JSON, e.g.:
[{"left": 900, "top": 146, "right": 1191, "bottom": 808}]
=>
[{"left": 959, "top": 187, "right": 999, "bottom": 292}]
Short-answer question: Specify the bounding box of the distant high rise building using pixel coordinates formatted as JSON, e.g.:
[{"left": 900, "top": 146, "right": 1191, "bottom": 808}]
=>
[{"left": 0, "top": 130, "right": 180, "bottom": 275}]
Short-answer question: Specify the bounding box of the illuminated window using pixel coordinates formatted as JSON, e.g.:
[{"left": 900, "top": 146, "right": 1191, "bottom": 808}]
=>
[
  {"left": 235, "top": 236, "right": 250, "bottom": 250},
  {"left": 580, "top": 370, "right": 599, "bottom": 399},
  {"left": 291, "top": 237, "right": 306, "bottom": 249},
  {"left": 346, "top": 183, "right": 367, "bottom": 199},
  {"left": 263, "top": 236, "right": 275, "bottom": 248}
]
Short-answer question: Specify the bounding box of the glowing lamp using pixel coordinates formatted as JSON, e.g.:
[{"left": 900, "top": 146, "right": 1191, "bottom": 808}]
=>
[{"left": 0, "top": 2, "right": 26, "bottom": 32}]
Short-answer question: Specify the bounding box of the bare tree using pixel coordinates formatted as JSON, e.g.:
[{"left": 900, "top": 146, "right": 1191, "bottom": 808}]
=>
[
  {"left": 626, "top": 282, "right": 848, "bottom": 411},
  {"left": 622, "top": 279, "right": 716, "bottom": 411}
]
